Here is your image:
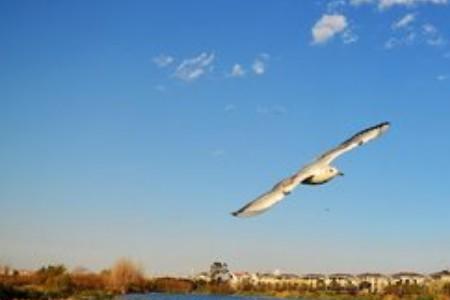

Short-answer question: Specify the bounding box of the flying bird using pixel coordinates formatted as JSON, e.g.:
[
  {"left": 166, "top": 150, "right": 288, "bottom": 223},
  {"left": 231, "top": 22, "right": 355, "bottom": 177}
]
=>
[{"left": 231, "top": 122, "right": 390, "bottom": 217}]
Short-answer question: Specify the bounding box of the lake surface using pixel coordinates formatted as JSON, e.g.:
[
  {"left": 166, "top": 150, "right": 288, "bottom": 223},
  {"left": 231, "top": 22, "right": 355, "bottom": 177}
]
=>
[{"left": 117, "top": 293, "right": 282, "bottom": 300}]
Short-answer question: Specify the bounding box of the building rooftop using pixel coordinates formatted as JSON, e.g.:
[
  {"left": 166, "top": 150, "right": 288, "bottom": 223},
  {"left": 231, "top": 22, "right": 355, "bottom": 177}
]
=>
[
  {"left": 391, "top": 272, "right": 425, "bottom": 278},
  {"left": 357, "top": 273, "right": 388, "bottom": 278},
  {"left": 430, "top": 270, "right": 450, "bottom": 279}
]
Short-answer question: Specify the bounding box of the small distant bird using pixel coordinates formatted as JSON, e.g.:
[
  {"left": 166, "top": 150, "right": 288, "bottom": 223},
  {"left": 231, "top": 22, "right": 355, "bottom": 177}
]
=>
[{"left": 231, "top": 122, "right": 390, "bottom": 217}]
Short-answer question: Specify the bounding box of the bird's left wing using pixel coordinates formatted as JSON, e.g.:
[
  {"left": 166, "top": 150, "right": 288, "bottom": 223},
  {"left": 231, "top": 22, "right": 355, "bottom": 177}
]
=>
[
  {"left": 231, "top": 169, "right": 313, "bottom": 218},
  {"left": 317, "top": 122, "right": 390, "bottom": 164}
]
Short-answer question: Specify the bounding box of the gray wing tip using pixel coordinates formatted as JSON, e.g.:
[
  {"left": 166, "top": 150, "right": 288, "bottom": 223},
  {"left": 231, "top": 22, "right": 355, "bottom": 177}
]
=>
[
  {"left": 231, "top": 210, "right": 253, "bottom": 217},
  {"left": 378, "top": 121, "right": 391, "bottom": 133},
  {"left": 380, "top": 121, "right": 391, "bottom": 128},
  {"left": 365, "top": 121, "right": 391, "bottom": 133},
  {"left": 231, "top": 209, "right": 267, "bottom": 218}
]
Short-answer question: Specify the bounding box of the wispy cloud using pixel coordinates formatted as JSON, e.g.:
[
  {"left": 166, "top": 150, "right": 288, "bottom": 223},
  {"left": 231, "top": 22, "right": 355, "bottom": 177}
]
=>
[
  {"left": 385, "top": 13, "right": 417, "bottom": 49},
  {"left": 152, "top": 54, "right": 174, "bottom": 68},
  {"left": 230, "top": 64, "right": 245, "bottom": 78},
  {"left": 379, "top": 0, "right": 448, "bottom": 9},
  {"left": 436, "top": 74, "right": 448, "bottom": 81},
  {"left": 154, "top": 84, "right": 166, "bottom": 92},
  {"left": 153, "top": 52, "right": 272, "bottom": 82},
  {"left": 311, "top": 14, "right": 348, "bottom": 45},
  {"left": 385, "top": 16, "right": 446, "bottom": 49},
  {"left": 211, "top": 149, "right": 226, "bottom": 158},
  {"left": 224, "top": 104, "right": 237, "bottom": 112},
  {"left": 349, "top": 0, "right": 374, "bottom": 5},
  {"left": 256, "top": 105, "right": 287, "bottom": 115},
  {"left": 384, "top": 32, "right": 416, "bottom": 49},
  {"left": 327, "top": 0, "right": 347, "bottom": 12},
  {"left": 392, "top": 13, "right": 416, "bottom": 29},
  {"left": 342, "top": 29, "right": 359, "bottom": 44},
  {"left": 422, "top": 23, "right": 446, "bottom": 46},
  {"left": 251, "top": 54, "right": 269, "bottom": 75},
  {"left": 174, "top": 52, "right": 215, "bottom": 82},
  {"left": 252, "top": 60, "right": 265, "bottom": 75},
  {"left": 348, "top": 0, "right": 448, "bottom": 8}
]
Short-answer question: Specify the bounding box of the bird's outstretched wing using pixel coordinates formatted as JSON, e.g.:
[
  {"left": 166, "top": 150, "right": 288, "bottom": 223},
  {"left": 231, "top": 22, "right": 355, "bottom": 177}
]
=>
[
  {"left": 231, "top": 170, "right": 313, "bottom": 217},
  {"left": 317, "top": 122, "right": 390, "bottom": 164}
]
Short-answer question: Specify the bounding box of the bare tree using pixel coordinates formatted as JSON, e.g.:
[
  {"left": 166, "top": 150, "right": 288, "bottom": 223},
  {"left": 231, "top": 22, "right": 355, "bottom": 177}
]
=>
[{"left": 108, "top": 258, "right": 144, "bottom": 294}]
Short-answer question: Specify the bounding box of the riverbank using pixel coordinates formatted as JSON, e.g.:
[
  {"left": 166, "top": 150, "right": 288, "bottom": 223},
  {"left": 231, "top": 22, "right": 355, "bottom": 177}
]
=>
[
  {"left": 4, "top": 275, "right": 450, "bottom": 300},
  {"left": 2, "top": 263, "right": 450, "bottom": 300}
]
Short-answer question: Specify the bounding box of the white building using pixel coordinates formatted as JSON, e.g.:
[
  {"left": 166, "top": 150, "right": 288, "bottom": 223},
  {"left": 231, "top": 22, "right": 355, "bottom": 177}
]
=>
[
  {"left": 430, "top": 270, "right": 450, "bottom": 283},
  {"left": 358, "top": 273, "right": 390, "bottom": 293},
  {"left": 391, "top": 272, "right": 427, "bottom": 285},
  {"left": 301, "top": 274, "right": 326, "bottom": 289},
  {"left": 327, "top": 273, "right": 358, "bottom": 289}
]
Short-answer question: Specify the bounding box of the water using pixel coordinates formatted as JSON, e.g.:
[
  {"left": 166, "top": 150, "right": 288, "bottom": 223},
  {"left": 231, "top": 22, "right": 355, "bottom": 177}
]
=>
[{"left": 117, "top": 293, "right": 280, "bottom": 300}]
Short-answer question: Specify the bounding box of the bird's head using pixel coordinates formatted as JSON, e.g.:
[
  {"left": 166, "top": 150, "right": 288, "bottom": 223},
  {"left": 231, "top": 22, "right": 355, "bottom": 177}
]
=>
[{"left": 329, "top": 166, "right": 344, "bottom": 177}]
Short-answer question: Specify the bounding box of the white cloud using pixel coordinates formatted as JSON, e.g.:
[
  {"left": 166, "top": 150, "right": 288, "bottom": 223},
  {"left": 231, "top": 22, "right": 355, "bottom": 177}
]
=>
[
  {"left": 385, "top": 19, "right": 447, "bottom": 49},
  {"left": 384, "top": 31, "right": 416, "bottom": 49},
  {"left": 230, "top": 64, "right": 245, "bottom": 77},
  {"left": 349, "top": 0, "right": 375, "bottom": 5},
  {"left": 392, "top": 13, "right": 416, "bottom": 29},
  {"left": 256, "top": 105, "right": 287, "bottom": 115},
  {"left": 154, "top": 84, "right": 166, "bottom": 92},
  {"left": 349, "top": 0, "right": 448, "bottom": 8},
  {"left": 174, "top": 52, "right": 215, "bottom": 82},
  {"left": 327, "top": 0, "right": 347, "bottom": 12},
  {"left": 311, "top": 14, "right": 348, "bottom": 44},
  {"left": 427, "top": 36, "right": 445, "bottom": 46},
  {"left": 152, "top": 54, "right": 174, "bottom": 67},
  {"left": 422, "top": 23, "right": 437, "bottom": 34},
  {"left": 211, "top": 149, "right": 225, "bottom": 158},
  {"left": 422, "top": 23, "right": 446, "bottom": 46},
  {"left": 379, "top": 0, "right": 447, "bottom": 9},
  {"left": 386, "top": 13, "right": 417, "bottom": 49},
  {"left": 342, "top": 29, "right": 359, "bottom": 44},
  {"left": 252, "top": 59, "right": 265, "bottom": 75},
  {"left": 384, "top": 38, "right": 398, "bottom": 49},
  {"left": 224, "top": 104, "right": 236, "bottom": 112},
  {"left": 259, "top": 53, "right": 271, "bottom": 60}
]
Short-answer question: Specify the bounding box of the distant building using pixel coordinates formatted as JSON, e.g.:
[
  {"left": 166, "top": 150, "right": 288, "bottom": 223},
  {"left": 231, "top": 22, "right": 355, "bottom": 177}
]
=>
[
  {"left": 197, "top": 262, "right": 450, "bottom": 294},
  {"left": 358, "top": 273, "right": 390, "bottom": 293},
  {"left": 255, "top": 272, "right": 280, "bottom": 286},
  {"left": 301, "top": 274, "right": 326, "bottom": 289},
  {"left": 430, "top": 270, "right": 450, "bottom": 283},
  {"left": 327, "top": 273, "right": 358, "bottom": 290},
  {"left": 391, "top": 272, "right": 427, "bottom": 285},
  {"left": 278, "top": 273, "right": 300, "bottom": 282},
  {"left": 234, "top": 272, "right": 258, "bottom": 285}
]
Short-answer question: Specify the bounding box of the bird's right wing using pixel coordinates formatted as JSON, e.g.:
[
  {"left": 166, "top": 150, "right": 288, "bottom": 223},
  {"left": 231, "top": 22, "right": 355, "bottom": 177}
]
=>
[
  {"left": 231, "top": 169, "right": 313, "bottom": 218},
  {"left": 316, "top": 122, "right": 390, "bottom": 164}
]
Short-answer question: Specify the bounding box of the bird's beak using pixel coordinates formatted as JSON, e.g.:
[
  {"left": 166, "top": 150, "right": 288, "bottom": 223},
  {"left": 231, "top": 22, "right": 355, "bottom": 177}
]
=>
[{"left": 338, "top": 172, "right": 344, "bottom": 176}]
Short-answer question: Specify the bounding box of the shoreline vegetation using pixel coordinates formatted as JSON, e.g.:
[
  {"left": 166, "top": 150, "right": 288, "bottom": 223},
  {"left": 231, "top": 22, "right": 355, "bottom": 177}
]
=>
[{"left": 1, "top": 260, "right": 450, "bottom": 300}]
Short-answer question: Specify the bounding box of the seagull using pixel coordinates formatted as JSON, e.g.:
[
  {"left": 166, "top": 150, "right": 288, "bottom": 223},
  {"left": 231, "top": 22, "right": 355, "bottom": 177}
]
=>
[{"left": 231, "top": 122, "right": 390, "bottom": 217}]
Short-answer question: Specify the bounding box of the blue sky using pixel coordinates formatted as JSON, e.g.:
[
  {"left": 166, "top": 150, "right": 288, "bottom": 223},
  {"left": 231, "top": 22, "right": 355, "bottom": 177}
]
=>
[{"left": 1, "top": 0, "right": 450, "bottom": 276}]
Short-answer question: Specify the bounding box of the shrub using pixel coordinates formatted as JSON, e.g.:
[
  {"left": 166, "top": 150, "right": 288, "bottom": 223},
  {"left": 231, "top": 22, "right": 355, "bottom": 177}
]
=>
[
  {"left": 152, "top": 277, "right": 195, "bottom": 293},
  {"left": 108, "top": 258, "right": 144, "bottom": 294},
  {"left": 442, "top": 282, "right": 450, "bottom": 296}
]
